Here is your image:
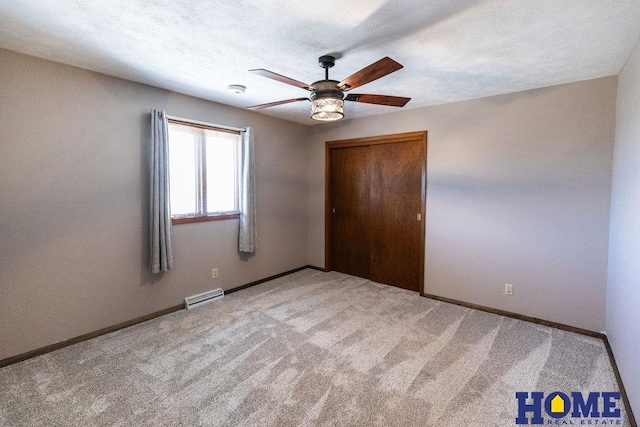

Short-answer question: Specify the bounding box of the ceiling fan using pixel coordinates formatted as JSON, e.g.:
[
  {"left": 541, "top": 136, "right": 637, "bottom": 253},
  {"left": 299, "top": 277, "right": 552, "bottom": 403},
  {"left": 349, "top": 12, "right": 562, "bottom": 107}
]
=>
[{"left": 247, "top": 55, "right": 411, "bottom": 122}]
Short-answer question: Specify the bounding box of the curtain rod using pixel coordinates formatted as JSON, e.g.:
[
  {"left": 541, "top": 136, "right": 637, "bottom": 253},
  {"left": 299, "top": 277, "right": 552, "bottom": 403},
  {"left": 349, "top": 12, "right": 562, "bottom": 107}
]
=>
[{"left": 165, "top": 115, "right": 247, "bottom": 132}]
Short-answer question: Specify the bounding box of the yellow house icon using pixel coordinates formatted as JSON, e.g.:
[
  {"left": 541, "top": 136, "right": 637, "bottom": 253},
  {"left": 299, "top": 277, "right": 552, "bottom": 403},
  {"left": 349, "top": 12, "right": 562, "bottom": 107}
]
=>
[{"left": 551, "top": 395, "right": 565, "bottom": 413}]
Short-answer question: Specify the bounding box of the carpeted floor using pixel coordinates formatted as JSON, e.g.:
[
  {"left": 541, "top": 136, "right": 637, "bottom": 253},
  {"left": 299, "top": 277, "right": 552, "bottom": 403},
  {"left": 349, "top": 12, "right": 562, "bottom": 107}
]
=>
[{"left": 0, "top": 269, "right": 631, "bottom": 426}]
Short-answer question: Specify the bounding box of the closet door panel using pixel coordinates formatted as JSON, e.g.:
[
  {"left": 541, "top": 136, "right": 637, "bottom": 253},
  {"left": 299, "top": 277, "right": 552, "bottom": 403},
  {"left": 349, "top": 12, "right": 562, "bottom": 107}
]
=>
[
  {"left": 369, "top": 141, "right": 423, "bottom": 291},
  {"left": 330, "top": 146, "right": 370, "bottom": 279}
]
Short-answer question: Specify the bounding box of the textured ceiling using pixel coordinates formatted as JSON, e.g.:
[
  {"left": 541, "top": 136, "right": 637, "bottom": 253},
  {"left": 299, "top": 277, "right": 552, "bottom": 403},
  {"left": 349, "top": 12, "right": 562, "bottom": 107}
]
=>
[{"left": 1, "top": 0, "right": 639, "bottom": 125}]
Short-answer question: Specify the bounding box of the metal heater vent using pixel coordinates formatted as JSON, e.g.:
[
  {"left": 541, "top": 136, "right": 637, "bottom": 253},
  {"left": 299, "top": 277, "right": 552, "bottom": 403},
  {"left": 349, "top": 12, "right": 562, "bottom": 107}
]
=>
[{"left": 184, "top": 288, "right": 224, "bottom": 309}]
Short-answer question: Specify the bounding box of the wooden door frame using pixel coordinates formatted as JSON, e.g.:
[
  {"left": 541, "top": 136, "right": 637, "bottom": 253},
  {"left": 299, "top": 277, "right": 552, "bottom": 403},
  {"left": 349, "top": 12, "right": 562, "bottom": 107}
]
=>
[{"left": 325, "top": 131, "right": 428, "bottom": 293}]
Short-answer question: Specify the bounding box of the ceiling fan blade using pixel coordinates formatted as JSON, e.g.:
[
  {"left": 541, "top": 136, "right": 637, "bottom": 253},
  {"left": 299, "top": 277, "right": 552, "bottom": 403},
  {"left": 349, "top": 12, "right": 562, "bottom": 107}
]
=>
[
  {"left": 249, "top": 69, "right": 313, "bottom": 90},
  {"left": 247, "top": 98, "right": 309, "bottom": 109},
  {"left": 344, "top": 94, "right": 411, "bottom": 107},
  {"left": 338, "top": 57, "right": 403, "bottom": 91}
]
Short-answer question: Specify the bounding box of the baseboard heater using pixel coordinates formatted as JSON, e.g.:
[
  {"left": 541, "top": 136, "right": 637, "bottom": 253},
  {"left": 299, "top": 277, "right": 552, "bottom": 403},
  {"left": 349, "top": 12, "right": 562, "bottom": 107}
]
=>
[{"left": 184, "top": 288, "right": 224, "bottom": 309}]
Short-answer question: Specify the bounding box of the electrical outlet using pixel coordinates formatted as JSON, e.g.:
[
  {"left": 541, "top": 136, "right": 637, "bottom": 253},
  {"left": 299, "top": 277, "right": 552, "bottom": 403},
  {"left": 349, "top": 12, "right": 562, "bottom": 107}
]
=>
[
  {"left": 505, "top": 283, "right": 514, "bottom": 296},
  {"left": 211, "top": 268, "right": 219, "bottom": 279}
]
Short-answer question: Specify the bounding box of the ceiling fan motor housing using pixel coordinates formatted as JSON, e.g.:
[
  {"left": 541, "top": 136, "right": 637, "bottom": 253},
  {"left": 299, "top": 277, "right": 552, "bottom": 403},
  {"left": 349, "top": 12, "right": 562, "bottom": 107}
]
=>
[{"left": 310, "top": 80, "right": 344, "bottom": 101}]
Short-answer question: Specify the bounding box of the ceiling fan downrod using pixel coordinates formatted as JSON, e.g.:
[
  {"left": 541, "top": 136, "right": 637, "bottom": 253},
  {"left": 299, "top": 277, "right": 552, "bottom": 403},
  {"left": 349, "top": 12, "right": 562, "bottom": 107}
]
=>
[{"left": 318, "top": 55, "right": 335, "bottom": 81}]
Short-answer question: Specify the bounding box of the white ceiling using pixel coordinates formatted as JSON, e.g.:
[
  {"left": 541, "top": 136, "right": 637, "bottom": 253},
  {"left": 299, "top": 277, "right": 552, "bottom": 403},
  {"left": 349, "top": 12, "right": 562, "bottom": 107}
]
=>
[{"left": 1, "top": 0, "right": 639, "bottom": 125}]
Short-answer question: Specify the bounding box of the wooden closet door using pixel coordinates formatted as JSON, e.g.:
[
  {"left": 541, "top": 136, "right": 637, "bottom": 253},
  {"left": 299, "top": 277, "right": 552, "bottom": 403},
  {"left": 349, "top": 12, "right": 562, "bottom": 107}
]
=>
[
  {"left": 326, "top": 131, "right": 427, "bottom": 293},
  {"left": 330, "top": 146, "right": 370, "bottom": 279},
  {"left": 369, "top": 141, "right": 424, "bottom": 292}
]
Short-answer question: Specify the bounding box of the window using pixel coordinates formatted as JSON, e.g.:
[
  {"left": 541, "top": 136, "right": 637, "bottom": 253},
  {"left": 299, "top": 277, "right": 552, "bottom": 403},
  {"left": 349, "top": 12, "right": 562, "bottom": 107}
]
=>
[{"left": 167, "top": 119, "right": 241, "bottom": 224}]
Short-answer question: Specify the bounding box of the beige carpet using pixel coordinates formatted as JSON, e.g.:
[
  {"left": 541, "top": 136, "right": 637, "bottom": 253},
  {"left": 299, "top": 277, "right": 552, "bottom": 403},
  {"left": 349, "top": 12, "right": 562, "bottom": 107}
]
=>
[{"left": 0, "top": 269, "right": 631, "bottom": 426}]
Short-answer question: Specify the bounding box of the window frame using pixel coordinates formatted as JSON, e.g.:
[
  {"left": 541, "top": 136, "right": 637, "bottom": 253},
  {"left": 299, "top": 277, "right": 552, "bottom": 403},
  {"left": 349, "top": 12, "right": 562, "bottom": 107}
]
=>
[{"left": 167, "top": 118, "right": 242, "bottom": 225}]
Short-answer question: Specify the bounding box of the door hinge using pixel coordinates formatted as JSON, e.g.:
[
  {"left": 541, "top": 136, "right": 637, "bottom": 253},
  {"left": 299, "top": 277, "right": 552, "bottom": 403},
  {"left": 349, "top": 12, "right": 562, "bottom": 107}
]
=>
[{"left": 417, "top": 213, "right": 421, "bottom": 221}]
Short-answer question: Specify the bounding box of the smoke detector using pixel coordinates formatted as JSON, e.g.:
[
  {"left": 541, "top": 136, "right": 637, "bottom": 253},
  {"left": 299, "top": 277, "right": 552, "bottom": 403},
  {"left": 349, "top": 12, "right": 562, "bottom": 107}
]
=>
[{"left": 227, "top": 84, "right": 246, "bottom": 94}]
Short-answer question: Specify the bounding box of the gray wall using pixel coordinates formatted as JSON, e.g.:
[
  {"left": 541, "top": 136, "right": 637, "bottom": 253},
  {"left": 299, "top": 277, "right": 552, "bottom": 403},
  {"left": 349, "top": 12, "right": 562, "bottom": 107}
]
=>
[
  {"left": 607, "top": 41, "right": 640, "bottom": 415},
  {"left": 0, "top": 49, "right": 309, "bottom": 360},
  {"left": 308, "top": 77, "right": 617, "bottom": 333}
]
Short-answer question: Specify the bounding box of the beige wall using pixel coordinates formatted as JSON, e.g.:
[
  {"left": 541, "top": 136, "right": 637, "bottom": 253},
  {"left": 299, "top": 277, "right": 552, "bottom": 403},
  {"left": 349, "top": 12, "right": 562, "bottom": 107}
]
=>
[
  {"left": 308, "top": 77, "right": 617, "bottom": 332},
  {"left": 0, "top": 49, "right": 310, "bottom": 360},
  {"left": 607, "top": 40, "right": 640, "bottom": 415}
]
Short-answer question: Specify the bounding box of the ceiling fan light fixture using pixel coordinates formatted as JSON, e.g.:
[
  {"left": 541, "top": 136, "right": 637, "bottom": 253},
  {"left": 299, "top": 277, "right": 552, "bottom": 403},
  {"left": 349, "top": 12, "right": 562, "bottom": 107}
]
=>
[
  {"left": 310, "top": 97, "right": 344, "bottom": 121},
  {"left": 310, "top": 84, "right": 344, "bottom": 122}
]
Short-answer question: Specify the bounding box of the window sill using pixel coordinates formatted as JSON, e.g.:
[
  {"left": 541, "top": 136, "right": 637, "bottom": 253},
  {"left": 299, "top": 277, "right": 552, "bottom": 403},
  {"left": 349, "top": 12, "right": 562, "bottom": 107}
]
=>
[{"left": 172, "top": 212, "right": 240, "bottom": 225}]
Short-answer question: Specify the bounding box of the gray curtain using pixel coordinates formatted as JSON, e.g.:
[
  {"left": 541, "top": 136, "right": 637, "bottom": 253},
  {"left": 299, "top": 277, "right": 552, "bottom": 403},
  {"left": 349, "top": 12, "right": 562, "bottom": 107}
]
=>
[
  {"left": 150, "top": 109, "right": 173, "bottom": 273},
  {"left": 239, "top": 127, "right": 257, "bottom": 253}
]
